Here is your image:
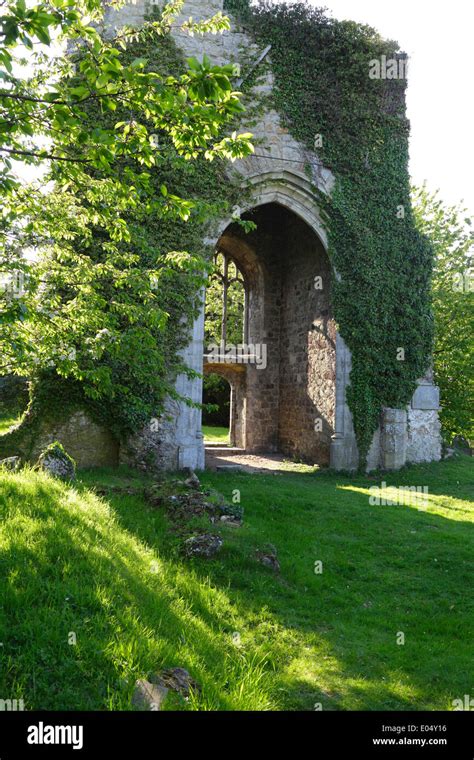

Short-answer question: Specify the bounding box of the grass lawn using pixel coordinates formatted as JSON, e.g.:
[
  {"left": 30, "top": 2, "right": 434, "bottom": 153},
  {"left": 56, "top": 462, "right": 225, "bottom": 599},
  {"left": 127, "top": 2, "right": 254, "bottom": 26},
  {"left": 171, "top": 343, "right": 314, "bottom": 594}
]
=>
[
  {"left": 202, "top": 425, "right": 230, "bottom": 444},
  {"left": 0, "top": 455, "right": 472, "bottom": 711}
]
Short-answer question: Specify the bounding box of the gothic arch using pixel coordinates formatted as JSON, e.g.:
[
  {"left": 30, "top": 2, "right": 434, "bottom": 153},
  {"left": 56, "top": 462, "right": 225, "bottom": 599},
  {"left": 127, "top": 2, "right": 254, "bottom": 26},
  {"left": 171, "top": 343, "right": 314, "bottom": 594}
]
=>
[
  {"left": 202, "top": 194, "right": 340, "bottom": 463},
  {"left": 207, "top": 170, "right": 330, "bottom": 257}
]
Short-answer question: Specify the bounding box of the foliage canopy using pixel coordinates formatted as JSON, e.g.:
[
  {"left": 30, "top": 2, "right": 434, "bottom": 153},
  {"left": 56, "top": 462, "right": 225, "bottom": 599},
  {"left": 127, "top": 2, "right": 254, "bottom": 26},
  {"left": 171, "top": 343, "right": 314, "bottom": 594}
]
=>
[
  {"left": 0, "top": 0, "right": 253, "bottom": 436},
  {"left": 412, "top": 185, "right": 473, "bottom": 444}
]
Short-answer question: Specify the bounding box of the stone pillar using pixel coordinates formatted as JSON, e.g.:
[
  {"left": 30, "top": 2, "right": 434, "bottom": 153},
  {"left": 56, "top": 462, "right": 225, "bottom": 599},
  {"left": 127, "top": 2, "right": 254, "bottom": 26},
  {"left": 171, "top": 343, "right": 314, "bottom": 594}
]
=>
[
  {"left": 330, "top": 333, "right": 359, "bottom": 470},
  {"left": 381, "top": 408, "right": 407, "bottom": 470},
  {"left": 406, "top": 374, "right": 441, "bottom": 463},
  {"left": 230, "top": 372, "right": 246, "bottom": 449},
  {"left": 120, "top": 295, "right": 205, "bottom": 472},
  {"left": 174, "top": 298, "right": 206, "bottom": 470}
]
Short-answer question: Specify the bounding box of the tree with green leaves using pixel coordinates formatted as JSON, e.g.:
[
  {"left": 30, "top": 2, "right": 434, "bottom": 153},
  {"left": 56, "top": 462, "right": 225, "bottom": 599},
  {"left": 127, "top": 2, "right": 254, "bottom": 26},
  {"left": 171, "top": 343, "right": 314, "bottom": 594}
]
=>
[
  {"left": 412, "top": 185, "right": 473, "bottom": 444},
  {"left": 0, "top": 0, "right": 253, "bottom": 436}
]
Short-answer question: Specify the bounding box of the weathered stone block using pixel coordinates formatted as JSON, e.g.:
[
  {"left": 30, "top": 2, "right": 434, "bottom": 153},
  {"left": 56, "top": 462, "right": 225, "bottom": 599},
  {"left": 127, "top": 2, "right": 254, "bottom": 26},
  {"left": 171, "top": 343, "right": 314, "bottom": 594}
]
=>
[
  {"left": 406, "top": 409, "right": 442, "bottom": 463},
  {"left": 0, "top": 410, "right": 119, "bottom": 470},
  {"left": 381, "top": 408, "right": 407, "bottom": 470},
  {"left": 411, "top": 384, "right": 440, "bottom": 410}
]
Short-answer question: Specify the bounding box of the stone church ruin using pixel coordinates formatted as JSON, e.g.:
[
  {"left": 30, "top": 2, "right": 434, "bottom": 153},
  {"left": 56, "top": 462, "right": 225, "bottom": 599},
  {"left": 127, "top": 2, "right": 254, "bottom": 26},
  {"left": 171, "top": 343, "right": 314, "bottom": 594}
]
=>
[{"left": 0, "top": 0, "right": 442, "bottom": 472}]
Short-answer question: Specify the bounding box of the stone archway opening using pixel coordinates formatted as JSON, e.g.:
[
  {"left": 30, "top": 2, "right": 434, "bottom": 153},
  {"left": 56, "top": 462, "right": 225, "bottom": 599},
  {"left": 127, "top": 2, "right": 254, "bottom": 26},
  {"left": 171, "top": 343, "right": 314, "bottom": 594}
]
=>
[
  {"left": 203, "top": 201, "right": 337, "bottom": 466},
  {"left": 202, "top": 372, "right": 231, "bottom": 444},
  {"left": 203, "top": 248, "right": 248, "bottom": 450}
]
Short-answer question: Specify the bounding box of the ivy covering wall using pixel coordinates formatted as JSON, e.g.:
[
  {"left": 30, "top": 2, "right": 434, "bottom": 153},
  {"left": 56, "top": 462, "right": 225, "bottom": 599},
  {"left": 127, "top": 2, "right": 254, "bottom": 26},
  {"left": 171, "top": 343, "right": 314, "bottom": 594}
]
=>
[
  {"left": 225, "top": 0, "right": 434, "bottom": 464},
  {"left": 2, "top": 1, "right": 435, "bottom": 469}
]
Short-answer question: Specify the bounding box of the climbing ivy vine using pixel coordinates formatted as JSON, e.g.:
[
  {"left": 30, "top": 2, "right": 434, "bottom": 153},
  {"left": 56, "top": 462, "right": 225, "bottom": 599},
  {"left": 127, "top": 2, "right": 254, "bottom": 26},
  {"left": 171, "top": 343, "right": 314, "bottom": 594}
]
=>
[{"left": 225, "top": 0, "right": 434, "bottom": 465}]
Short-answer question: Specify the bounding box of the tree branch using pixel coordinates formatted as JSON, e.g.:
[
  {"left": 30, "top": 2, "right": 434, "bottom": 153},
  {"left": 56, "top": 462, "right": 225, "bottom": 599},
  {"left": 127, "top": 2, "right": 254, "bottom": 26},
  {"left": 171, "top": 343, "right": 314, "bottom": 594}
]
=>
[{"left": 0, "top": 146, "right": 90, "bottom": 163}]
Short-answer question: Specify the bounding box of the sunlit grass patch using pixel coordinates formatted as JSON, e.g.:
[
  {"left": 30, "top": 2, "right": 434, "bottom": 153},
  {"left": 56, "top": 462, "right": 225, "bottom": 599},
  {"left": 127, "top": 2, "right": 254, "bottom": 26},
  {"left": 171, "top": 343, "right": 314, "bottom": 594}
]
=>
[
  {"left": 202, "top": 425, "right": 230, "bottom": 444},
  {"left": 0, "top": 455, "right": 472, "bottom": 710}
]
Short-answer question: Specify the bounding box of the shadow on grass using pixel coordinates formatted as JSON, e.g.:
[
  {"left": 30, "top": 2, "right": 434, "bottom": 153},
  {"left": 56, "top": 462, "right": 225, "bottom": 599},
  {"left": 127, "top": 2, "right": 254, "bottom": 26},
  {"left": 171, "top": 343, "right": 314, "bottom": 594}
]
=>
[
  {"left": 190, "top": 460, "right": 474, "bottom": 710},
  {"left": 93, "top": 457, "right": 474, "bottom": 710},
  {"left": 1, "top": 455, "right": 473, "bottom": 711},
  {"left": 0, "top": 472, "right": 273, "bottom": 710}
]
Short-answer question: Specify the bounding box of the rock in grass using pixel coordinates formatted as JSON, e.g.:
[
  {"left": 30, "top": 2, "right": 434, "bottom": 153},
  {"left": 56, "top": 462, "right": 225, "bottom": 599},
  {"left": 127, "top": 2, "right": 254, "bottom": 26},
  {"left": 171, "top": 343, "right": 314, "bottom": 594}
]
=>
[
  {"left": 256, "top": 545, "right": 280, "bottom": 573},
  {"left": 150, "top": 667, "right": 200, "bottom": 698},
  {"left": 133, "top": 668, "right": 199, "bottom": 710},
  {"left": 0, "top": 456, "right": 21, "bottom": 471},
  {"left": 184, "top": 533, "right": 223, "bottom": 559},
  {"left": 217, "top": 502, "right": 243, "bottom": 525},
  {"left": 184, "top": 469, "right": 201, "bottom": 490},
  {"left": 37, "top": 441, "right": 76, "bottom": 481},
  {"left": 132, "top": 679, "right": 169, "bottom": 711},
  {"left": 220, "top": 514, "right": 242, "bottom": 527},
  {"left": 443, "top": 448, "right": 455, "bottom": 459}
]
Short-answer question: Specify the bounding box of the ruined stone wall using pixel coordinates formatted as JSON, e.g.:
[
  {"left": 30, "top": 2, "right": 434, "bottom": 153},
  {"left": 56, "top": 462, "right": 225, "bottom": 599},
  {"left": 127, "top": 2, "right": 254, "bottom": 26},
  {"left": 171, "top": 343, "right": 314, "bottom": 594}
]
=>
[
  {"left": 99, "top": 0, "right": 340, "bottom": 470},
  {"left": 31, "top": 412, "right": 119, "bottom": 468},
  {"left": 0, "top": 1, "right": 443, "bottom": 472},
  {"left": 0, "top": 409, "right": 119, "bottom": 469},
  {"left": 36, "top": 0, "right": 438, "bottom": 472},
  {"left": 278, "top": 212, "right": 336, "bottom": 464}
]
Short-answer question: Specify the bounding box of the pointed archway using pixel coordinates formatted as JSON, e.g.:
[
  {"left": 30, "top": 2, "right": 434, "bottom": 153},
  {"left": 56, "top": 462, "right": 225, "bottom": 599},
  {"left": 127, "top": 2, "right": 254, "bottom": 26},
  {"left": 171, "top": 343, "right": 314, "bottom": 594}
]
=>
[{"left": 203, "top": 201, "right": 336, "bottom": 464}]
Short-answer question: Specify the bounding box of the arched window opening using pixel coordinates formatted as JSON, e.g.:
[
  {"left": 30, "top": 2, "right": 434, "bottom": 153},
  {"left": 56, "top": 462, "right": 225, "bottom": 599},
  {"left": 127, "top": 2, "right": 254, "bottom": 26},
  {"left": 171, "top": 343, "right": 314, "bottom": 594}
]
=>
[{"left": 205, "top": 251, "right": 248, "bottom": 348}]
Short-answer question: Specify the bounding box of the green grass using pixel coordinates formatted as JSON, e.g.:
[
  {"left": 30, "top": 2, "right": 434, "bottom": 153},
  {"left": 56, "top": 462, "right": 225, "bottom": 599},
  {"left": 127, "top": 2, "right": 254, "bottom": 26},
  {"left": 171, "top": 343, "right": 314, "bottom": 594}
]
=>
[
  {"left": 0, "top": 455, "right": 473, "bottom": 711},
  {"left": 202, "top": 425, "right": 229, "bottom": 444}
]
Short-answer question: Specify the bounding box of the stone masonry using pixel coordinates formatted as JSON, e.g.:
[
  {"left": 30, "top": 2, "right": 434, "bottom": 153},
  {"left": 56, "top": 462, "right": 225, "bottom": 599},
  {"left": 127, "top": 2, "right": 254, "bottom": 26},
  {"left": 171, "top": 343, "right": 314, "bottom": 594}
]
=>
[
  {"left": 108, "top": 0, "right": 441, "bottom": 472},
  {"left": 0, "top": 1, "right": 441, "bottom": 472}
]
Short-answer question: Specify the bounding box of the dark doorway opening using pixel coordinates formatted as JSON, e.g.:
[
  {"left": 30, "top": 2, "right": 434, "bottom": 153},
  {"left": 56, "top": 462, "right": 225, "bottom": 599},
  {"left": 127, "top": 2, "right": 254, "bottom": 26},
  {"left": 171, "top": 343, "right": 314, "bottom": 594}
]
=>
[{"left": 202, "top": 373, "right": 231, "bottom": 446}]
